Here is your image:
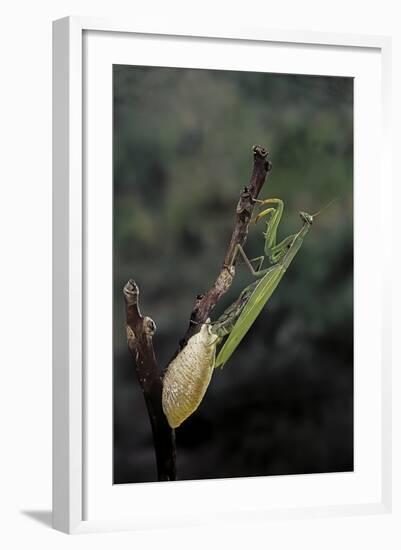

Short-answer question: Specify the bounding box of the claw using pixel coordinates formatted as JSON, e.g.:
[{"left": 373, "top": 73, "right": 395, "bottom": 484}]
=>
[{"left": 252, "top": 207, "right": 276, "bottom": 225}]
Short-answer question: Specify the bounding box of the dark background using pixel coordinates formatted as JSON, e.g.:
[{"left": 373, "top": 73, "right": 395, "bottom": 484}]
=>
[{"left": 113, "top": 65, "right": 353, "bottom": 483}]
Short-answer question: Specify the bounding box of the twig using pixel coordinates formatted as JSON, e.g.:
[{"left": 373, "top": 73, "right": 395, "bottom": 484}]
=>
[
  {"left": 123, "top": 145, "right": 271, "bottom": 481},
  {"left": 123, "top": 279, "right": 176, "bottom": 481},
  {"left": 178, "top": 144, "right": 272, "bottom": 349}
]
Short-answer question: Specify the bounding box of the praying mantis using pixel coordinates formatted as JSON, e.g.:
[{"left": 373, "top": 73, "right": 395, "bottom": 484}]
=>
[
  {"left": 213, "top": 197, "right": 318, "bottom": 368},
  {"left": 162, "top": 196, "right": 326, "bottom": 427}
]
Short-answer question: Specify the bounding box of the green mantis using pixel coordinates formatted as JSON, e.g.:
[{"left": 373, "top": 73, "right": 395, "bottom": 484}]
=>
[
  {"left": 213, "top": 197, "right": 317, "bottom": 369},
  {"left": 162, "top": 195, "right": 324, "bottom": 427}
]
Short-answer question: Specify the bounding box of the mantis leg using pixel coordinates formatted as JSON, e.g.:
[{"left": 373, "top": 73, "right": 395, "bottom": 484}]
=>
[
  {"left": 254, "top": 200, "right": 300, "bottom": 264},
  {"left": 211, "top": 279, "right": 259, "bottom": 339},
  {"left": 253, "top": 198, "right": 284, "bottom": 260},
  {"left": 234, "top": 244, "right": 271, "bottom": 277},
  {"left": 269, "top": 234, "right": 297, "bottom": 263},
  {"left": 227, "top": 242, "right": 267, "bottom": 276},
  {"left": 251, "top": 207, "right": 275, "bottom": 224},
  {"left": 231, "top": 236, "right": 291, "bottom": 278},
  {"left": 249, "top": 255, "right": 265, "bottom": 272}
]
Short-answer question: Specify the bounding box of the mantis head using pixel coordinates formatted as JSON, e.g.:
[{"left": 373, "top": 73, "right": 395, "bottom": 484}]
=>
[
  {"left": 299, "top": 211, "right": 314, "bottom": 225},
  {"left": 300, "top": 198, "right": 338, "bottom": 226}
]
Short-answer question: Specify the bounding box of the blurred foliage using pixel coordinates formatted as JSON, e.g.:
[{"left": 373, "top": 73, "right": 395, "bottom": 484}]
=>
[{"left": 113, "top": 65, "right": 353, "bottom": 483}]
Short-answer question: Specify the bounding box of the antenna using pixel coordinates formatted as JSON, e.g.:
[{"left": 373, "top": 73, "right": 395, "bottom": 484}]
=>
[{"left": 312, "top": 197, "right": 339, "bottom": 219}]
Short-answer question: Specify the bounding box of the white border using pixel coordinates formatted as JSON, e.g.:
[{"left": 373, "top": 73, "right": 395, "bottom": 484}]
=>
[
  {"left": 86, "top": 31, "right": 381, "bottom": 521},
  {"left": 52, "top": 17, "right": 392, "bottom": 534}
]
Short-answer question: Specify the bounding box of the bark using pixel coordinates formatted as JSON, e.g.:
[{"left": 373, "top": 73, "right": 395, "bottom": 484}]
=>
[
  {"left": 178, "top": 144, "right": 272, "bottom": 349},
  {"left": 123, "top": 279, "right": 176, "bottom": 481},
  {"left": 123, "top": 145, "right": 271, "bottom": 481}
]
